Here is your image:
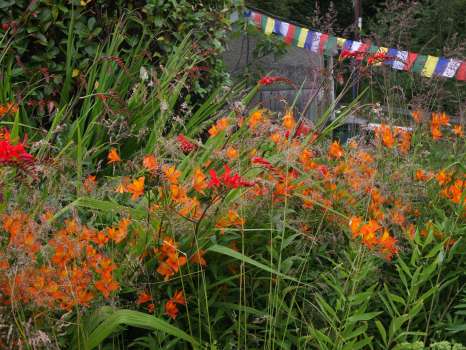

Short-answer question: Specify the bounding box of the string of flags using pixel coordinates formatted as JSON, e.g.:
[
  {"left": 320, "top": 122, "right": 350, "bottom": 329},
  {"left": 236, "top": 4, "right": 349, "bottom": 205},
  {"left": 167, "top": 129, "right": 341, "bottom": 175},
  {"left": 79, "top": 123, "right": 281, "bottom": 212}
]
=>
[{"left": 242, "top": 9, "right": 466, "bottom": 81}]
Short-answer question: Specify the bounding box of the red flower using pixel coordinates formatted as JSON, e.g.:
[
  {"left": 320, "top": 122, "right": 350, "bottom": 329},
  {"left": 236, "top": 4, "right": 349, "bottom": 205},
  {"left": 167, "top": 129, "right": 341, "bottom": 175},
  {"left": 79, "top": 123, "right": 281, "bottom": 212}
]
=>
[
  {"left": 0, "top": 136, "right": 34, "bottom": 165},
  {"left": 177, "top": 134, "right": 196, "bottom": 153},
  {"left": 251, "top": 156, "right": 274, "bottom": 170},
  {"left": 208, "top": 164, "right": 254, "bottom": 189},
  {"left": 295, "top": 122, "right": 312, "bottom": 137},
  {"left": 208, "top": 169, "right": 221, "bottom": 188},
  {"left": 258, "top": 76, "right": 294, "bottom": 87}
]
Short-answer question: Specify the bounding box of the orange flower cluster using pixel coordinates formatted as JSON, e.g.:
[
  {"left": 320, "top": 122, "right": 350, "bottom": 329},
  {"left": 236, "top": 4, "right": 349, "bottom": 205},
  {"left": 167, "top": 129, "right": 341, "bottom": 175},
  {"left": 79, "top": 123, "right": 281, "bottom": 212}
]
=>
[
  {"left": 216, "top": 209, "right": 245, "bottom": 232},
  {"left": 208, "top": 117, "right": 229, "bottom": 137},
  {"left": 328, "top": 141, "right": 344, "bottom": 159},
  {"left": 136, "top": 291, "right": 155, "bottom": 313},
  {"left": 165, "top": 290, "right": 186, "bottom": 320},
  {"left": 0, "top": 213, "right": 126, "bottom": 309},
  {"left": 117, "top": 176, "right": 145, "bottom": 200},
  {"left": 162, "top": 165, "right": 202, "bottom": 219},
  {"left": 0, "top": 102, "right": 19, "bottom": 118},
  {"left": 373, "top": 124, "right": 412, "bottom": 154},
  {"left": 435, "top": 170, "right": 466, "bottom": 207},
  {"left": 430, "top": 112, "right": 449, "bottom": 140},
  {"left": 156, "top": 238, "right": 187, "bottom": 280},
  {"left": 349, "top": 216, "right": 398, "bottom": 260},
  {"left": 248, "top": 110, "right": 268, "bottom": 131}
]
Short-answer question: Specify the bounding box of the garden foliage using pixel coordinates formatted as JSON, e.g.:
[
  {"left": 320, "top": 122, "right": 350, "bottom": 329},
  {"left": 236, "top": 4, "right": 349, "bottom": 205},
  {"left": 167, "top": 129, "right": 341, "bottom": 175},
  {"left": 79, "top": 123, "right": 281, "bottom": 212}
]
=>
[{"left": 0, "top": 3, "right": 465, "bottom": 350}]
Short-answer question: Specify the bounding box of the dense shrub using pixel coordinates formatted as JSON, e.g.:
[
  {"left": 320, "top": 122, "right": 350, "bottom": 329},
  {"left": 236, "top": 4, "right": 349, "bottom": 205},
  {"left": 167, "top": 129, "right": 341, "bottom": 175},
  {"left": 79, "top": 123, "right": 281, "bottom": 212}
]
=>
[{"left": 0, "top": 0, "right": 237, "bottom": 118}]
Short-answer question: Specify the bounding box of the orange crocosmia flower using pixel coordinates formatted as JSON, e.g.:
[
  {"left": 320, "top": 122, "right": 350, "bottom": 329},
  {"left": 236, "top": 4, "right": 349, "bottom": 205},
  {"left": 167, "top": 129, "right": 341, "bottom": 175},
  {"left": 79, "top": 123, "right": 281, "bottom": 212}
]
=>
[
  {"left": 170, "top": 184, "right": 187, "bottom": 202},
  {"left": 360, "top": 220, "right": 381, "bottom": 247},
  {"left": 107, "top": 219, "right": 129, "bottom": 244},
  {"left": 208, "top": 125, "right": 219, "bottom": 137},
  {"left": 248, "top": 110, "right": 265, "bottom": 130},
  {"left": 136, "top": 292, "right": 152, "bottom": 305},
  {"left": 160, "top": 238, "right": 177, "bottom": 256},
  {"left": 217, "top": 117, "right": 229, "bottom": 130},
  {"left": 436, "top": 170, "right": 451, "bottom": 186},
  {"left": 94, "top": 230, "right": 109, "bottom": 247},
  {"left": 452, "top": 125, "right": 464, "bottom": 137},
  {"left": 349, "top": 216, "right": 363, "bottom": 238},
  {"left": 166, "top": 254, "right": 187, "bottom": 273},
  {"left": 147, "top": 303, "right": 155, "bottom": 313},
  {"left": 156, "top": 261, "right": 175, "bottom": 280},
  {"left": 377, "top": 124, "right": 395, "bottom": 148},
  {"left": 398, "top": 131, "right": 411, "bottom": 155},
  {"left": 193, "top": 168, "right": 207, "bottom": 194},
  {"left": 95, "top": 278, "right": 119, "bottom": 298},
  {"left": 270, "top": 132, "right": 282, "bottom": 144},
  {"left": 143, "top": 154, "right": 158, "bottom": 172},
  {"left": 415, "top": 169, "right": 430, "bottom": 181},
  {"left": 378, "top": 229, "right": 398, "bottom": 260},
  {"left": 107, "top": 148, "right": 121, "bottom": 164},
  {"left": 190, "top": 249, "right": 207, "bottom": 267},
  {"left": 431, "top": 124, "right": 442, "bottom": 140},
  {"left": 0, "top": 102, "right": 19, "bottom": 118},
  {"left": 282, "top": 113, "right": 295, "bottom": 131},
  {"left": 83, "top": 175, "right": 97, "bottom": 193},
  {"left": 127, "top": 177, "right": 145, "bottom": 200},
  {"left": 163, "top": 165, "right": 181, "bottom": 184},
  {"left": 438, "top": 112, "right": 449, "bottom": 126},
  {"left": 411, "top": 110, "right": 422, "bottom": 124},
  {"left": 172, "top": 290, "right": 186, "bottom": 305},
  {"left": 209, "top": 118, "right": 229, "bottom": 137},
  {"left": 165, "top": 299, "right": 179, "bottom": 319},
  {"left": 226, "top": 147, "right": 239, "bottom": 160},
  {"left": 328, "top": 141, "right": 344, "bottom": 159},
  {"left": 391, "top": 211, "right": 405, "bottom": 226},
  {"left": 178, "top": 197, "right": 201, "bottom": 219}
]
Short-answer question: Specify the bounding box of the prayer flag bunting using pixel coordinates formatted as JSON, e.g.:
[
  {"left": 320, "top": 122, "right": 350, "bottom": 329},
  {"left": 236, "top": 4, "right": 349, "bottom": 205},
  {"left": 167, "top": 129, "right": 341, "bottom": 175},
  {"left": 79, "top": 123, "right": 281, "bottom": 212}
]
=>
[{"left": 244, "top": 9, "right": 465, "bottom": 81}]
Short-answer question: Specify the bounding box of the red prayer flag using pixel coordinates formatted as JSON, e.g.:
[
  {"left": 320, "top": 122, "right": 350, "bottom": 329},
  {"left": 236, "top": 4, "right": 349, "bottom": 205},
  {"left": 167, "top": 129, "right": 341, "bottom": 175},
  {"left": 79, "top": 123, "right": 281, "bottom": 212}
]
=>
[
  {"left": 405, "top": 52, "right": 418, "bottom": 71},
  {"left": 319, "top": 33, "right": 329, "bottom": 54},
  {"left": 284, "top": 24, "right": 296, "bottom": 45},
  {"left": 456, "top": 61, "right": 466, "bottom": 81}
]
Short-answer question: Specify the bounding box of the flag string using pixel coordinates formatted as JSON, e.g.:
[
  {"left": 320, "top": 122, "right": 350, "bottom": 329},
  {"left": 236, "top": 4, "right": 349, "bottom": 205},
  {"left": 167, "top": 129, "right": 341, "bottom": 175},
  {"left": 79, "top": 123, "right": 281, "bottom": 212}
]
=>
[{"left": 241, "top": 9, "right": 465, "bottom": 81}]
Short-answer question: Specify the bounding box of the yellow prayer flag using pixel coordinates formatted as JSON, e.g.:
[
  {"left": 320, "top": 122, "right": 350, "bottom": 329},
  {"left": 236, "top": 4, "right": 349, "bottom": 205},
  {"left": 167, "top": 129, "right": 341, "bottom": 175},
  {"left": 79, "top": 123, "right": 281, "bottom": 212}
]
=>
[
  {"left": 265, "top": 17, "right": 274, "bottom": 35},
  {"left": 337, "top": 37, "right": 346, "bottom": 48},
  {"left": 297, "top": 28, "right": 309, "bottom": 48},
  {"left": 422, "top": 55, "right": 439, "bottom": 78}
]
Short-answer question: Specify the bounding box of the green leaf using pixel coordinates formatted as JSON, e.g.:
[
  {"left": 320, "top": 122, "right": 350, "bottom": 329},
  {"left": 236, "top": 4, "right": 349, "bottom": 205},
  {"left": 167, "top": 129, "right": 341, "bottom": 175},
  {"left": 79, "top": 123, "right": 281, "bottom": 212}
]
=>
[
  {"left": 342, "top": 337, "right": 373, "bottom": 350},
  {"left": 207, "top": 244, "right": 304, "bottom": 285},
  {"left": 388, "top": 314, "right": 410, "bottom": 341},
  {"left": 346, "top": 312, "right": 382, "bottom": 324},
  {"left": 84, "top": 308, "right": 200, "bottom": 349},
  {"left": 375, "top": 320, "right": 387, "bottom": 346}
]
